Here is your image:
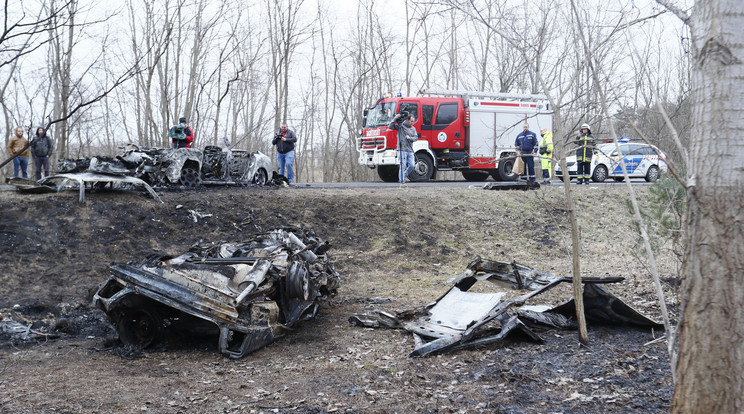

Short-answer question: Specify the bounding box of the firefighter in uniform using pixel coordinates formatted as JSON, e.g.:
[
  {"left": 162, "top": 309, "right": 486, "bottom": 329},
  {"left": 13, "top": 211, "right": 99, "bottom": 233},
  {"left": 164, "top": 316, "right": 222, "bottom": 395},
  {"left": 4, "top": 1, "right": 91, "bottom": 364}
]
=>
[
  {"left": 515, "top": 123, "right": 539, "bottom": 187},
  {"left": 574, "top": 123, "right": 595, "bottom": 184},
  {"left": 539, "top": 128, "right": 554, "bottom": 184}
]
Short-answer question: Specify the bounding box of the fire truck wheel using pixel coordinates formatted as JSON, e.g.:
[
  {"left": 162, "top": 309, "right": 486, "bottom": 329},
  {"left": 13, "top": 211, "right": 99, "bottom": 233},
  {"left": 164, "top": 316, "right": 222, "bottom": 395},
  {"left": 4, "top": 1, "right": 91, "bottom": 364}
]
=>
[
  {"left": 410, "top": 153, "right": 434, "bottom": 181},
  {"left": 461, "top": 170, "right": 490, "bottom": 181},
  {"left": 377, "top": 165, "right": 398, "bottom": 182},
  {"left": 496, "top": 157, "right": 518, "bottom": 181}
]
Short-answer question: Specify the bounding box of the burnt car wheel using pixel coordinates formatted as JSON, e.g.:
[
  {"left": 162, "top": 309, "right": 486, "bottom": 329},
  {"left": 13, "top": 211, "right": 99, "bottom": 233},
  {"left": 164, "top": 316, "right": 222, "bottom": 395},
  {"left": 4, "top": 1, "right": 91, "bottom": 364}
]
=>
[
  {"left": 117, "top": 307, "right": 163, "bottom": 349},
  {"left": 287, "top": 261, "right": 310, "bottom": 301},
  {"left": 253, "top": 168, "right": 268, "bottom": 186},
  {"left": 179, "top": 166, "right": 201, "bottom": 187}
]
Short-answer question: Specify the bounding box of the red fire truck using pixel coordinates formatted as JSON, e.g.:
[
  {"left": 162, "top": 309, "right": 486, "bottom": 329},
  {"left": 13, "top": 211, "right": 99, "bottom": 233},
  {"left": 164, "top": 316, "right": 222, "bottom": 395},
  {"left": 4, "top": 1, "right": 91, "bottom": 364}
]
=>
[{"left": 357, "top": 89, "right": 553, "bottom": 182}]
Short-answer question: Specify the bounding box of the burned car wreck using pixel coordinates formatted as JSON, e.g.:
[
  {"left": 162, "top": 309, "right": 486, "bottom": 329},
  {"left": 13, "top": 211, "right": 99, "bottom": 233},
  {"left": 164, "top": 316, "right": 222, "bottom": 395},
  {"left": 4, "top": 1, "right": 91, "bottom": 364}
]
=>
[
  {"left": 93, "top": 229, "right": 340, "bottom": 358},
  {"left": 58, "top": 141, "right": 273, "bottom": 188},
  {"left": 350, "top": 258, "right": 661, "bottom": 357}
]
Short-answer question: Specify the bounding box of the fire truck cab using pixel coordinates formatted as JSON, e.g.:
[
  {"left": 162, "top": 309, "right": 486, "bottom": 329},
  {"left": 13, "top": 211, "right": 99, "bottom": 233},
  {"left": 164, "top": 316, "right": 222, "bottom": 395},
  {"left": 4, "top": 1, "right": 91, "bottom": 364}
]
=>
[{"left": 357, "top": 89, "right": 553, "bottom": 182}]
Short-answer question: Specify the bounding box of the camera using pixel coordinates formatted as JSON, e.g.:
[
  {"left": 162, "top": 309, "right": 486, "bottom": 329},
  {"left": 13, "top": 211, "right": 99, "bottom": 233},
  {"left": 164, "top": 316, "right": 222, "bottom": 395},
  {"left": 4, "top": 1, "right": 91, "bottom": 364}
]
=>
[{"left": 395, "top": 110, "right": 410, "bottom": 122}]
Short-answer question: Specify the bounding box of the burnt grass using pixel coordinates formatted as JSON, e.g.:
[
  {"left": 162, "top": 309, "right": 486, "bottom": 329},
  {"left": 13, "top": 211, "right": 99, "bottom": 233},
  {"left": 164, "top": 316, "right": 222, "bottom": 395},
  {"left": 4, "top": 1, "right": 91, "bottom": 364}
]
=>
[{"left": 0, "top": 184, "right": 676, "bottom": 413}]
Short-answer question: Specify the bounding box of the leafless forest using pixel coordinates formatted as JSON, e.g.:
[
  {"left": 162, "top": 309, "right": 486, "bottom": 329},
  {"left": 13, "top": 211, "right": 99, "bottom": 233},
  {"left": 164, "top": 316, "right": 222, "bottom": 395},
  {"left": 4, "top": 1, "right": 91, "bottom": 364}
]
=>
[
  {"left": 3, "top": 1, "right": 743, "bottom": 412},
  {"left": 1, "top": 0, "right": 690, "bottom": 183}
]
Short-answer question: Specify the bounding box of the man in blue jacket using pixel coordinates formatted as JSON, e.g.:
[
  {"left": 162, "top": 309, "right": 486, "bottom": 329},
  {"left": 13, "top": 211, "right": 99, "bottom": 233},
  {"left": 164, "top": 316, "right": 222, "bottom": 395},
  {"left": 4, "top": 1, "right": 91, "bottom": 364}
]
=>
[{"left": 515, "top": 123, "right": 539, "bottom": 187}]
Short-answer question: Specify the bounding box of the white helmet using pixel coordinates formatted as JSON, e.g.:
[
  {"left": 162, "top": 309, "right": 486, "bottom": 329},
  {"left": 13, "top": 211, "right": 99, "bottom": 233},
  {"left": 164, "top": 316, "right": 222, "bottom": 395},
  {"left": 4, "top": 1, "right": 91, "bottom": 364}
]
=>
[{"left": 580, "top": 123, "right": 591, "bottom": 130}]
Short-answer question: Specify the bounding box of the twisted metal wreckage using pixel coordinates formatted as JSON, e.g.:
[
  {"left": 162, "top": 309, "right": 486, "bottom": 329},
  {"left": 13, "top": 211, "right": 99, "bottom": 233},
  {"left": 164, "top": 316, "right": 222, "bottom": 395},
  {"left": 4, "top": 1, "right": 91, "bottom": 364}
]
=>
[
  {"left": 349, "top": 258, "right": 662, "bottom": 357},
  {"left": 6, "top": 143, "right": 278, "bottom": 203},
  {"left": 93, "top": 229, "right": 340, "bottom": 358}
]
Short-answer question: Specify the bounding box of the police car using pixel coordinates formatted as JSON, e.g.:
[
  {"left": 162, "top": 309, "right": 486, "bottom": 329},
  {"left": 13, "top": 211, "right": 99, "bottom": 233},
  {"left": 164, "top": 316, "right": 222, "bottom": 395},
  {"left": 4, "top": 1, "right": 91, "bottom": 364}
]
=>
[{"left": 556, "top": 140, "right": 668, "bottom": 182}]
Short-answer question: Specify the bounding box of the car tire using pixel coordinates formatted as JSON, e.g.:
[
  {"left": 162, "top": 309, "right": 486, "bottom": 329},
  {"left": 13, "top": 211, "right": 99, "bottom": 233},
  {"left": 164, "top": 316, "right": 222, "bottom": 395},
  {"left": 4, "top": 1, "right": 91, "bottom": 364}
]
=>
[
  {"left": 409, "top": 152, "right": 434, "bottom": 182},
  {"left": 179, "top": 166, "right": 201, "bottom": 187},
  {"left": 377, "top": 165, "right": 398, "bottom": 182},
  {"left": 253, "top": 168, "right": 267, "bottom": 186},
  {"left": 461, "top": 170, "right": 490, "bottom": 181},
  {"left": 117, "top": 307, "right": 163, "bottom": 349},
  {"left": 645, "top": 165, "right": 660, "bottom": 182},
  {"left": 592, "top": 165, "right": 608, "bottom": 182}
]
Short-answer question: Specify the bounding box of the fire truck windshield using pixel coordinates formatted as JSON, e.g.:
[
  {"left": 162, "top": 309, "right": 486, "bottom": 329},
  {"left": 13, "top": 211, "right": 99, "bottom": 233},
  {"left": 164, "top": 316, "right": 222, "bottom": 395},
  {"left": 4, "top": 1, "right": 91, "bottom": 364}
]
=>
[{"left": 365, "top": 102, "right": 397, "bottom": 128}]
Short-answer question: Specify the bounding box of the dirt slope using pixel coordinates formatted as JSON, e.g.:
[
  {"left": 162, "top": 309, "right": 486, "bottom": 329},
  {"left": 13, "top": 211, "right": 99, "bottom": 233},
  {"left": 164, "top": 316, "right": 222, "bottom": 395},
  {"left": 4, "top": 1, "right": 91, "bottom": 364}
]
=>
[{"left": 0, "top": 184, "right": 677, "bottom": 413}]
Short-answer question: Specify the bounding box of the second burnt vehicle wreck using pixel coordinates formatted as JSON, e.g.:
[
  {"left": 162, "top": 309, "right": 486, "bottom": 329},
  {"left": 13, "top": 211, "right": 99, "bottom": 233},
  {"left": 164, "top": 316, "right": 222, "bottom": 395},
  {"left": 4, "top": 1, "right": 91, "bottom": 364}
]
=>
[
  {"left": 93, "top": 229, "right": 340, "bottom": 358},
  {"left": 350, "top": 258, "right": 662, "bottom": 357},
  {"left": 58, "top": 140, "right": 273, "bottom": 189}
]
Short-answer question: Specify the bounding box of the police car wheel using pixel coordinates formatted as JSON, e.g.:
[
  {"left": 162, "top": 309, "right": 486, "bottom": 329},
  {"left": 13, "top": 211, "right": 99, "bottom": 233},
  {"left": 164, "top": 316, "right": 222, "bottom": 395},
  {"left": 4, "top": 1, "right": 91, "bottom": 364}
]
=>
[
  {"left": 645, "top": 165, "right": 659, "bottom": 182},
  {"left": 592, "top": 165, "right": 607, "bottom": 183}
]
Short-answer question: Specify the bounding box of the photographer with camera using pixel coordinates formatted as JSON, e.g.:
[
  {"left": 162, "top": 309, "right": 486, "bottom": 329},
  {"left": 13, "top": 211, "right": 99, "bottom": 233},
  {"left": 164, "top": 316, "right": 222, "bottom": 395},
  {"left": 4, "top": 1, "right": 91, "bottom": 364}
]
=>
[
  {"left": 271, "top": 122, "right": 297, "bottom": 184},
  {"left": 388, "top": 111, "right": 417, "bottom": 186}
]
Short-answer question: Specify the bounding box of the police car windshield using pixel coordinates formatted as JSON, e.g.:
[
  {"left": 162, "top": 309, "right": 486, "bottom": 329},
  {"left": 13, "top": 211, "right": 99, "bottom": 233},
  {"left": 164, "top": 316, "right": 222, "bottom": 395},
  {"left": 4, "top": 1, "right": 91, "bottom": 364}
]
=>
[{"left": 366, "top": 102, "right": 397, "bottom": 128}]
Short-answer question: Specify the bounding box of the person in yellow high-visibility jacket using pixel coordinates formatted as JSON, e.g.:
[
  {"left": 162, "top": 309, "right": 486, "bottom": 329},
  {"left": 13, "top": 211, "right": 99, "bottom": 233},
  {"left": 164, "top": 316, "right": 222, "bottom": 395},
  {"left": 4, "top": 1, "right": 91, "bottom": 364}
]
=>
[{"left": 539, "top": 128, "right": 554, "bottom": 184}]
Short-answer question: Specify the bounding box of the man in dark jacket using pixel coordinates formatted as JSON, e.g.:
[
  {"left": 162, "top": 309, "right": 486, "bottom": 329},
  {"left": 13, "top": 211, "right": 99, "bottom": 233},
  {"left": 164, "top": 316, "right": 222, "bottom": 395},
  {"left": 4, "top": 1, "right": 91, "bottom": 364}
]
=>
[
  {"left": 272, "top": 122, "right": 297, "bottom": 183},
  {"left": 515, "top": 123, "right": 539, "bottom": 187},
  {"left": 30, "top": 126, "right": 53, "bottom": 180},
  {"left": 575, "top": 123, "right": 596, "bottom": 184}
]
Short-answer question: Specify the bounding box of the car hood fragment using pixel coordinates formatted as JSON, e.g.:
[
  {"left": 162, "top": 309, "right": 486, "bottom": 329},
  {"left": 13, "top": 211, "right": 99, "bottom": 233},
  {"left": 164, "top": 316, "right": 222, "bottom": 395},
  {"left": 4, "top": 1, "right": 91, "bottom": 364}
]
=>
[
  {"left": 94, "top": 229, "right": 340, "bottom": 358},
  {"left": 349, "top": 257, "right": 661, "bottom": 357}
]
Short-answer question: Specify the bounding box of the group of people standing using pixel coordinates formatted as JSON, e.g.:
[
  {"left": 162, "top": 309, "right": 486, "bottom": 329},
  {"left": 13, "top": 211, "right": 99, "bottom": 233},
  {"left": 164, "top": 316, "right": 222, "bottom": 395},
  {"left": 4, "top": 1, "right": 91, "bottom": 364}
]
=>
[
  {"left": 515, "top": 122, "right": 595, "bottom": 186},
  {"left": 7, "top": 117, "right": 301, "bottom": 185},
  {"left": 6, "top": 126, "right": 53, "bottom": 180}
]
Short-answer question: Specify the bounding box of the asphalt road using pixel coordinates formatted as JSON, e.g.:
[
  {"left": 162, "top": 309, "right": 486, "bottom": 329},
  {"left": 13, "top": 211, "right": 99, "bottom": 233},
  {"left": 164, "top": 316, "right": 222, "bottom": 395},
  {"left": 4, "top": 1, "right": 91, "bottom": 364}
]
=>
[
  {"left": 0, "top": 178, "right": 653, "bottom": 192},
  {"left": 289, "top": 179, "right": 653, "bottom": 189}
]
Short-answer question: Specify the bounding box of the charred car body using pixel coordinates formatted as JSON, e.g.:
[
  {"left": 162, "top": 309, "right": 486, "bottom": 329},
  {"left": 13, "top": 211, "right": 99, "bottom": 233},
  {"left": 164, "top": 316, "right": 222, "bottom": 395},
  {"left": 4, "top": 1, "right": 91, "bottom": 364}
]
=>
[
  {"left": 58, "top": 142, "right": 273, "bottom": 188},
  {"left": 350, "top": 258, "right": 661, "bottom": 357},
  {"left": 93, "top": 229, "right": 340, "bottom": 358}
]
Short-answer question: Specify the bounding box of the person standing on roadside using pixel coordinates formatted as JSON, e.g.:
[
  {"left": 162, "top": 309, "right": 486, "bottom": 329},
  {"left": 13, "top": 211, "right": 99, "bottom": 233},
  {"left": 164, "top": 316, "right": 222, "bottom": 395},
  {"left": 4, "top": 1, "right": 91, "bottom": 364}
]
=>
[
  {"left": 539, "top": 128, "right": 554, "bottom": 184},
  {"left": 180, "top": 117, "right": 194, "bottom": 148},
  {"left": 30, "top": 126, "right": 53, "bottom": 180},
  {"left": 7, "top": 127, "right": 29, "bottom": 178},
  {"left": 575, "top": 123, "right": 595, "bottom": 184},
  {"left": 515, "top": 123, "right": 539, "bottom": 188},
  {"left": 272, "top": 122, "right": 297, "bottom": 184},
  {"left": 388, "top": 112, "right": 418, "bottom": 186}
]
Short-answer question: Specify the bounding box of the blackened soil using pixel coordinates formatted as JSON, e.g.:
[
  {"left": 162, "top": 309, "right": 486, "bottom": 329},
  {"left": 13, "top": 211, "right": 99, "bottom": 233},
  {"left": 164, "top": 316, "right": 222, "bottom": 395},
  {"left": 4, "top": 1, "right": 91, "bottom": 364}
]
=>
[{"left": 0, "top": 185, "right": 675, "bottom": 413}]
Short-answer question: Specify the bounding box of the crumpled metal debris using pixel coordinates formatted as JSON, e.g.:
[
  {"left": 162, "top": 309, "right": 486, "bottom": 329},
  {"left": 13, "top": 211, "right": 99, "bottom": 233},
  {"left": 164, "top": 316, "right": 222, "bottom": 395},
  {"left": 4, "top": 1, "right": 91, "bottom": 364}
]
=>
[
  {"left": 93, "top": 229, "right": 340, "bottom": 358},
  {"left": 0, "top": 318, "right": 59, "bottom": 341},
  {"left": 349, "top": 257, "right": 661, "bottom": 357}
]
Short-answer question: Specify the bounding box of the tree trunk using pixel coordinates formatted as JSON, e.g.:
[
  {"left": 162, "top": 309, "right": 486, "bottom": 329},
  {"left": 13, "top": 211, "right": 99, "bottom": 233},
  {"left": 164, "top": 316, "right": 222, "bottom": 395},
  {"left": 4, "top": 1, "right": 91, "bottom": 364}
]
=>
[{"left": 672, "top": 0, "right": 744, "bottom": 412}]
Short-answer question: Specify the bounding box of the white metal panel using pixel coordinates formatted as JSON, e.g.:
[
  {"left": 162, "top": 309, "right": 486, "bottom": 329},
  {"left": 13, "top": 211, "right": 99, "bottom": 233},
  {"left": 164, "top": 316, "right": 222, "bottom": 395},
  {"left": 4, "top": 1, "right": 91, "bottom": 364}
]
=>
[
  {"left": 467, "top": 99, "right": 553, "bottom": 158},
  {"left": 427, "top": 287, "right": 506, "bottom": 331},
  {"left": 469, "top": 110, "right": 497, "bottom": 157}
]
